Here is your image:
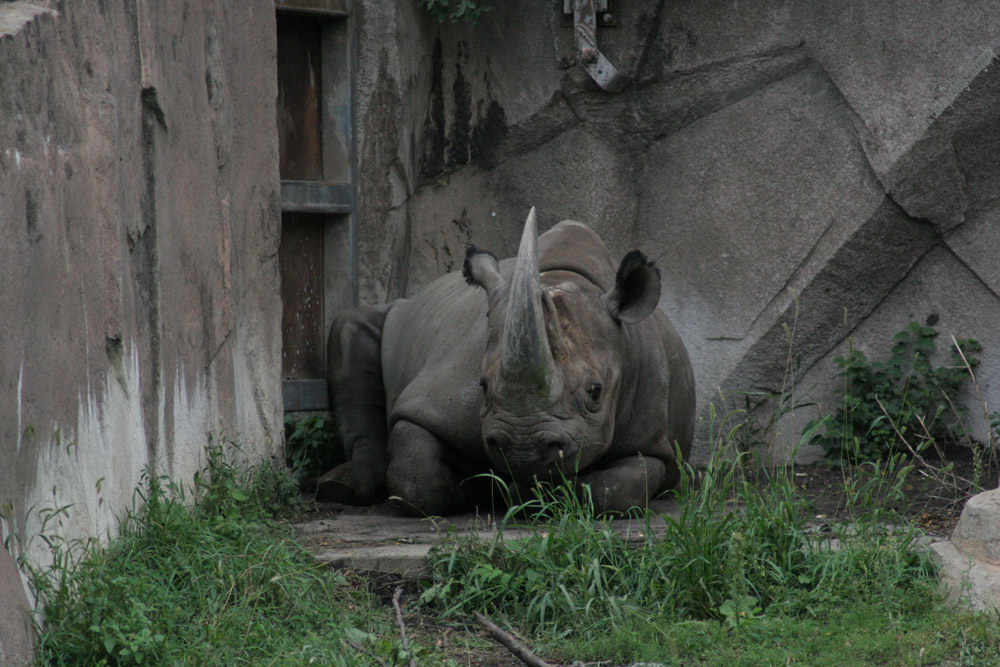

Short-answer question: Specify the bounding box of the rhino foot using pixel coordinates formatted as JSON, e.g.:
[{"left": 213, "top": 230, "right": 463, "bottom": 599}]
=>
[
  {"left": 387, "top": 420, "right": 462, "bottom": 516},
  {"left": 316, "top": 462, "right": 357, "bottom": 503},
  {"left": 579, "top": 454, "right": 668, "bottom": 515}
]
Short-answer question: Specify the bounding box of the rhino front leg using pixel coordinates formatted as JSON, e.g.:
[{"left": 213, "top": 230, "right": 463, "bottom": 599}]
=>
[
  {"left": 386, "top": 420, "right": 461, "bottom": 516},
  {"left": 578, "top": 455, "right": 667, "bottom": 515},
  {"left": 322, "top": 305, "right": 390, "bottom": 505}
]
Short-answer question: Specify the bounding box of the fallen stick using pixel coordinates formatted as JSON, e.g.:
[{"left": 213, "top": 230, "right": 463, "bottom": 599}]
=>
[
  {"left": 392, "top": 587, "right": 418, "bottom": 667},
  {"left": 473, "top": 610, "right": 552, "bottom": 667}
]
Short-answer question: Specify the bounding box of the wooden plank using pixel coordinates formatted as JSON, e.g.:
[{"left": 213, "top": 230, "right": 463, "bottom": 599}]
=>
[
  {"left": 283, "top": 379, "right": 330, "bottom": 411},
  {"left": 280, "top": 180, "right": 353, "bottom": 213},
  {"left": 275, "top": 0, "right": 349, "bottom": 17},
  {"left": 280, "top": 213, "right": 325, "bottom": 379},
  {"left": 277, "top": 14, "right": 323, "bottom": 180}
]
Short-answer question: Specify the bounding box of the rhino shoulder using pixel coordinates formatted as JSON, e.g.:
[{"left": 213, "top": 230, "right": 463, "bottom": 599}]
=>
[{"left": 380, "top": 270, "right": 490, "bottom": 448}]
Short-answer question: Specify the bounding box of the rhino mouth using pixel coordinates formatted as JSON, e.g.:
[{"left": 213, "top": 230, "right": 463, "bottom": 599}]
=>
[{"left": 483, "top": 432, "right": 581, "bottom": 480}]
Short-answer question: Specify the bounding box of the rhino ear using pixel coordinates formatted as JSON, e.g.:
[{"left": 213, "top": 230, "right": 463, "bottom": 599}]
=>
[
  {"left": 463, "top": 246, "right": 503, "bottom": 295},
  {"left": 602, "top": 251, "right": 661, "bottom": 324}
]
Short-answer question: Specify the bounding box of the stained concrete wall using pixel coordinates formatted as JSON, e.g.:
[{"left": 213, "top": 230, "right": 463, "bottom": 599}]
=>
[
  {"left": 0, "top": 2, "right": 282, "bottom": 660},
  {"left": 3, "top": 0, "right": 999, "bottom": 658},
  {"left": 352, "top": 0, "right": 1000, "bottom": 461}
]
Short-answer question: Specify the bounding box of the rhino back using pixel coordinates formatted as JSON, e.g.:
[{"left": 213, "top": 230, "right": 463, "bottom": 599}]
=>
[
  {"left": 537, "top": 220, "right": 617, "bottom": 290},
  {"left": 381, "top": 268, "right": 500, "bottom": 452}
]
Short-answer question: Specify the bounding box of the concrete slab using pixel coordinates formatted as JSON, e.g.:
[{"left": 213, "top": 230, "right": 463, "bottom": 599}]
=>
[{"left": 294, "top": 498, "right": 680, "bottom": 577}]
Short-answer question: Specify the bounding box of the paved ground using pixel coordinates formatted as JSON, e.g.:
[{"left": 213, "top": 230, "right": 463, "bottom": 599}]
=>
[
  {"left": 292, "top": 479, "right": 1000, "bottom": 612},
  {"left": 292, "top": 498, "right": 680, "bottom": 578}
]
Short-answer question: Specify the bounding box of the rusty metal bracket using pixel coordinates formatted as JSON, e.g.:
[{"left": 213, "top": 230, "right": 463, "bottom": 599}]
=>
[
  {"left": 561, "top": 0, "right": 615, "bottom": 26},
  {"left": 572, "top": 0, "right": 624, "bottom": 92}
]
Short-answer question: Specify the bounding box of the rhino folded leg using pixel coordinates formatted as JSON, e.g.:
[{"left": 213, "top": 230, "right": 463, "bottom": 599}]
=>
[
  {"left": 316, "top": 462, "right": 355, "bottom": 503},
  {"left": 386, "top": 420, "right": 463, "bottom": 517},
  {"left": 578, "top": 454, "right": 668, "bottom": 515},
  {"left": 327, "top": 305, "right": 390, "bottom": 505},
  {"left": 315, "top": 440, "right": 387, "bottom": 505}
]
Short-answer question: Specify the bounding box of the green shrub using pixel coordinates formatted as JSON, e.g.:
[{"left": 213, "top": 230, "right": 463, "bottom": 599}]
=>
[
  {"left": 420, "top": 425, "right": 934, "bottom": 635},
  {"left": 284, "top": 413, "right": 344, "bottom": 488},
  {"left": 806, "top": 322, "right": 981, "bottom": 462},
  {"left": 419, "top": 0, "right": 484, "bottom": 24}
]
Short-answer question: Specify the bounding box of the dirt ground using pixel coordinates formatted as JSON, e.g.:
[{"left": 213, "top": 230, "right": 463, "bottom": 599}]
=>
[{"left": 793, "top": 450, "right": 1000, "bottom": 539}]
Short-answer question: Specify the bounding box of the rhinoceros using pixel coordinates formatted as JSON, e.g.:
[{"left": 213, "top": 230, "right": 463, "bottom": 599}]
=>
[{"left": 323, "top": 208, "right": 694, "bottom": 516}]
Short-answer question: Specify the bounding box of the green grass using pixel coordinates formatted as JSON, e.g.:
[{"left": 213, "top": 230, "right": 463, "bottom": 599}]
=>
[
  {"left": 17, "top": 425, "right": 1000, "bottom": 666},
  {"left": 23, "top": 440, "right": 406, "bottom": 666},
  {"left": 553, "top": 596, "right": 1000, "bottom": 666},
  {"left": 421, "top": 455, "right": 927, "bottom": 629},
  {"left": 420, "top": 416, "right": 1000, "bottom": 665}
]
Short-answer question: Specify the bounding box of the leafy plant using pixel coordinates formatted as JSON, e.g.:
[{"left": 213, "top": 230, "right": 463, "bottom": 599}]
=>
[
  {"left": 22, "top": 439, "right": 398, "bottom": 666},
  {"left": 419, "top": 0, "right": 485, "bottom": 24},
  {"left": 719, "top": 595, "right": 761, "bottom": 629},
  {"left": 284, "top": 413, "right": 344, "bottom": 488},
  {"left": 806, "top": 322, "right": 981, "bottom": 462}
]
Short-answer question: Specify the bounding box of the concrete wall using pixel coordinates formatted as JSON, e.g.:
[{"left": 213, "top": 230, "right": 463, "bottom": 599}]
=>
[
  {"left": 2, "top": 0, "right": 998, "bottom": 659},
  {"left": 352, "top": 0, "right": 1000, "bottom": 462},
  {"left": 0, "top": 2, "right": 282, "bottom": 660}
]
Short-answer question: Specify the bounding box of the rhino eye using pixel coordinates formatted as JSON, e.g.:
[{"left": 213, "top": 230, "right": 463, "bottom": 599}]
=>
[
  {"left": 479, "top": 378, "right": 489, "bottom": 394},
  {"left": 587, "top": 383, "right": 602, "bottom": 405}
]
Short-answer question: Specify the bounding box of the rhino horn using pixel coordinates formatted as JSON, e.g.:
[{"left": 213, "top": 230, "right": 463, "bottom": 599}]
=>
[{"left": 500, "top": 208, "right": 558, "bottom": 396}]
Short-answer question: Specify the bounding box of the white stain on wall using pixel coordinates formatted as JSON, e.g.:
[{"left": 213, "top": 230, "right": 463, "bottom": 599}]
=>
[{"left": 18, "top": 340, "right": 224, "bottom": 607}]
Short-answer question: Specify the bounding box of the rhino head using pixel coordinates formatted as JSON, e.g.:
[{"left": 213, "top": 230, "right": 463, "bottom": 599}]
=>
[{"left": 463, "top": 208, "right": 661, "bottom": 482}]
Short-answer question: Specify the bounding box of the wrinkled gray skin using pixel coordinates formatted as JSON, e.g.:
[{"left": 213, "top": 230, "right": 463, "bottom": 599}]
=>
[{"left": 325, "top": 209, "right": 694, "bottom": 516}]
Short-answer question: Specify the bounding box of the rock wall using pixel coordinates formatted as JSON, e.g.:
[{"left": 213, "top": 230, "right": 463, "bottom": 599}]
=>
[
  {"left": 352, "top": 0, "right": 1000, "bottom": 461},
  {"left": 0, "top": 2, "right": 282, "bottom": 658}
]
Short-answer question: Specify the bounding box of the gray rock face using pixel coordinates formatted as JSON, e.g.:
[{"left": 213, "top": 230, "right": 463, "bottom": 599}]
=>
[
  {"left": 352, "top": 0, "right": 1000, "bottom": 460},
  {"left": 952, "top": 489, "right": 1000, "bottom": 566}
]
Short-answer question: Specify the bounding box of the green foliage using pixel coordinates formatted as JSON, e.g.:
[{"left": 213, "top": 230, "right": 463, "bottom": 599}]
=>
[
  {"left": 412, "top": 376, "right": 1000, "bottom": 662},
  {"left": 554, "top": 593, "right": 1000, "bottom": 666},
  {"left": 807, "top": 322, "right": 981, "bottom": 462},
  {"left": 416, "top": 399, "right": 990, "bottom": 663},
  {"left": 418, "top": 0, "right": 484, "bottom": 24},
  {"left": 421, "top": 433, "right": 933, "bottom": 636},
  {"left": 718, "top": 595, "right": 761, "bottom": 629},
  {"left": 23, "top": 439, "right": 397, "bottom": 666},
  {"left": 284, "top": 413, "right": 344, "bottom": 488}
]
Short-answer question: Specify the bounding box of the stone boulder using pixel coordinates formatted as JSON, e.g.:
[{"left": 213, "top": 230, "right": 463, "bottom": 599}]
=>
[{"left": 931, "top": 488, "right": 1000, "bottom": 611}]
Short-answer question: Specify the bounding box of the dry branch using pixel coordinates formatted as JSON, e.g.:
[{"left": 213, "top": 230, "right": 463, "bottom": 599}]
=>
[
  {"left": 473, "top": 610, "right": 552, "bottom": 667},
  {"left": 392, "top": 587, "right": 417, "bottom": 667}
]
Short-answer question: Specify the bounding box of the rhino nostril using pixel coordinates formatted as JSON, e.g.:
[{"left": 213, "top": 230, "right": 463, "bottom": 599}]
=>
[
  {"left": 545, "top": 441, "right": 567, "bottom": 461},
  {"left": 485, "top": 435, "right": 506, "bottom": 451}
]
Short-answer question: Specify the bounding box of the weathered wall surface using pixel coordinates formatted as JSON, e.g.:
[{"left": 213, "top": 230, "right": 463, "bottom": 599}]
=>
[
  {"left": 0, "top": 2, "right": 282, "bottom": 658},
  {"left": 352, "top": 0, "right": 1000, "bottom": 461}
]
